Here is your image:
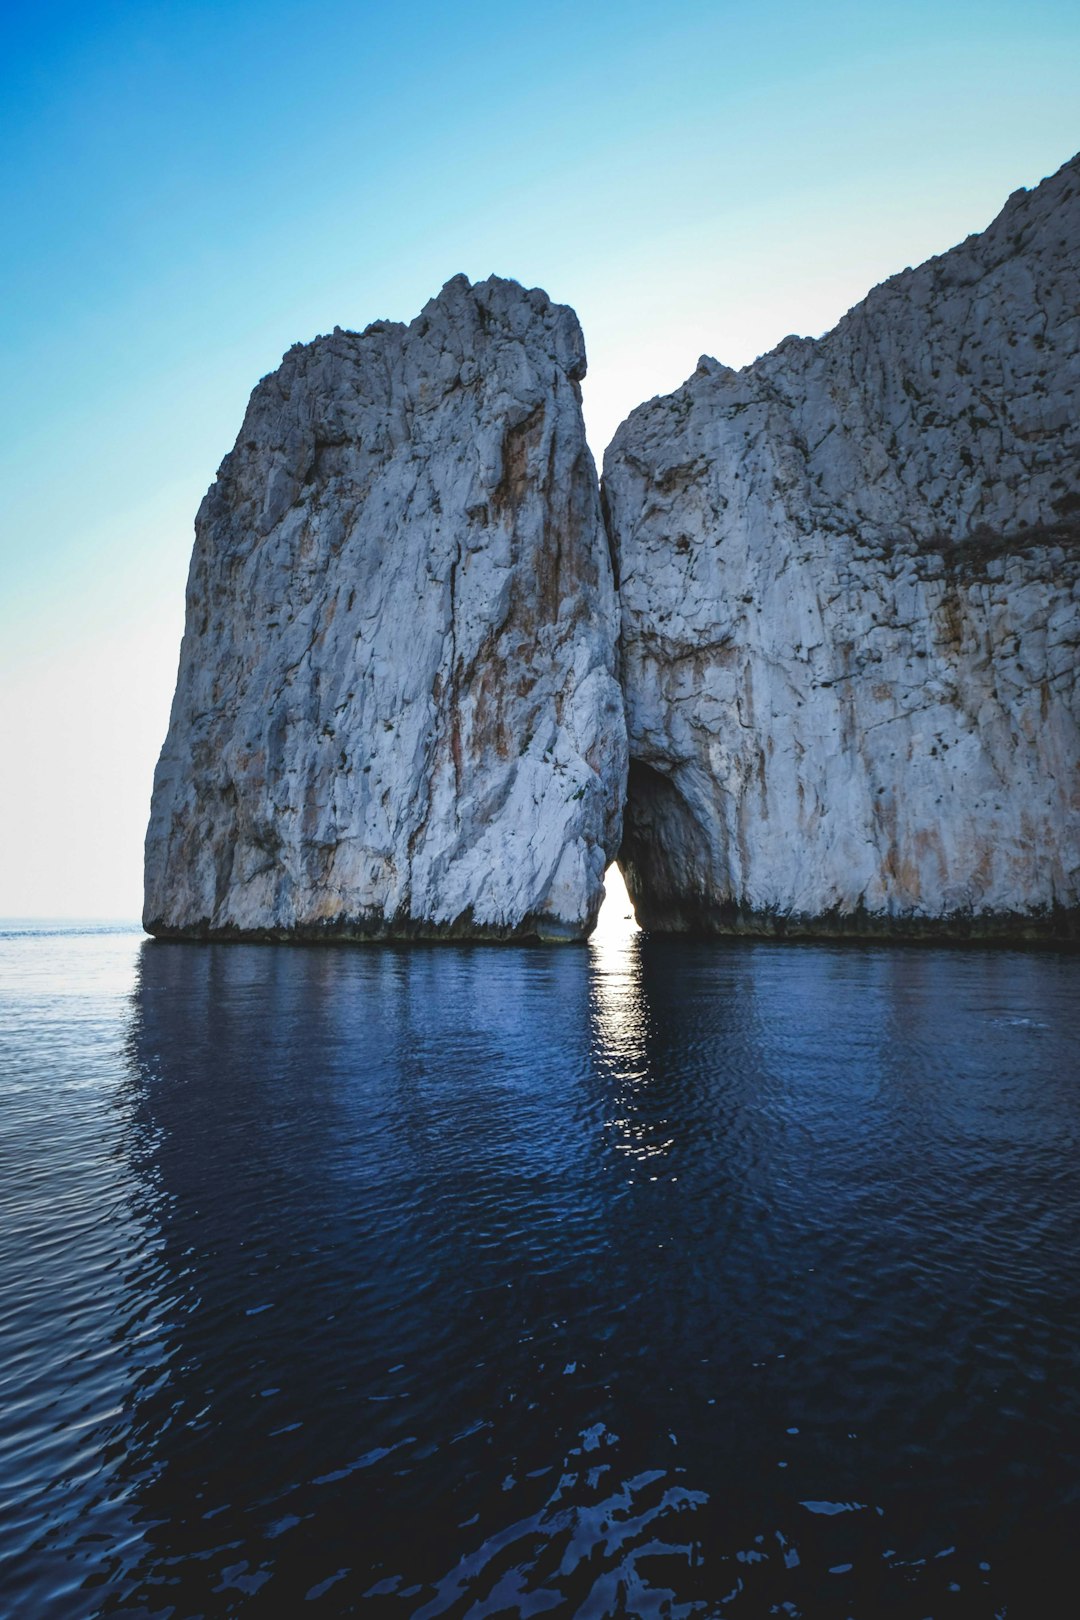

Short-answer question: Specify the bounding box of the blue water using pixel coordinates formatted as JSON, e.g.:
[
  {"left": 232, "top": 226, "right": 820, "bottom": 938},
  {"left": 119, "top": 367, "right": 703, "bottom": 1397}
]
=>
[{"left": 1, "top": 921, "right": 1078, "bottom": 1618}]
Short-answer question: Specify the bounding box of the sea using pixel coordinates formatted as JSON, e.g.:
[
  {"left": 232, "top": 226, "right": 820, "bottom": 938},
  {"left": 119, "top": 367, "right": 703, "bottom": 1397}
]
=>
[{"left": 1, "top": 901, "right": 1078, "bottom": 1618}]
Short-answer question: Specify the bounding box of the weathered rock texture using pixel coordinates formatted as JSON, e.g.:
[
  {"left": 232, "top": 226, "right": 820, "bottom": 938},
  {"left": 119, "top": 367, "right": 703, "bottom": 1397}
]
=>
[
  {"left": 145, "top": 276, "right": 626, "bottom": 941},
  {"left": 605, "top": 154, "right": 1080, "bottom": 939}
]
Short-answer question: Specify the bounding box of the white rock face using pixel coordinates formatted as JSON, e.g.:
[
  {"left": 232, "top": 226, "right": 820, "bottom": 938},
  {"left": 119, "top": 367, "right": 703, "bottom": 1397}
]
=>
[
  {"left": 604, "top": 155, "right": 1080, "bottom": 939},
  {"left": 145, "top": 275, "right": 626, "bottom": 941}
]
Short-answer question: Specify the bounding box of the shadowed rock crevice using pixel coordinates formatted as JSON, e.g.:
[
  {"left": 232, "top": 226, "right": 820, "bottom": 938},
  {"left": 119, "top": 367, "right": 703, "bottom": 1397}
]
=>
[{"left": 618, "top": 761, "right": 719, "bottom": 932}]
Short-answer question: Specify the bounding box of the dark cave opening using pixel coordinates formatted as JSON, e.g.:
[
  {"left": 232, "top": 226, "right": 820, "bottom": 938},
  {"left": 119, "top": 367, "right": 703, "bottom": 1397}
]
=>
[{"left": 617, "top": 758, "right": 718, "bottom": 932}]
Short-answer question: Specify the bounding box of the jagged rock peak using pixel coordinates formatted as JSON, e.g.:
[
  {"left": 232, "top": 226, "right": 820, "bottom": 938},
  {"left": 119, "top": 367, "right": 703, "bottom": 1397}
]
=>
[
  {"left": 604, "top": 153, "right": 1080, "bottom": 940},
  {"left": 144, "top": 275, "right": 627, "bottom": 941}
]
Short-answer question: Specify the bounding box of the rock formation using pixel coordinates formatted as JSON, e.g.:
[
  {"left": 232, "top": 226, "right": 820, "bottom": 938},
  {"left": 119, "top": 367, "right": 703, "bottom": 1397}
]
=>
[
  {"left": 147, "top": 157, "right": 1080, "bottom": 946},
  {"left": 604, "top": 154, "right": 1080, "bottom": 939},
  {"left": 144, "top": 276, "right": 626, "bottom": 941}
]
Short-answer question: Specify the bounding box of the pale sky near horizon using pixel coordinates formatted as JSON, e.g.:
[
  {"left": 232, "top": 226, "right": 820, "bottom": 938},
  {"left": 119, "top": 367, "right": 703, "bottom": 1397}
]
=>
[{"left": 1, "top": 0, "right": 1077, "bottom": 919}]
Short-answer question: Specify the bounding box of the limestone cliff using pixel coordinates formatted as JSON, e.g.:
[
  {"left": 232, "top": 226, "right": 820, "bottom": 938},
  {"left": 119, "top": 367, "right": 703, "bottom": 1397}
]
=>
[
  {"left": 604, "top": 155, "right": 1080, "bottom": 939},
  {"left": 144, "top": 276, "right": 626, "bottom": 941}
]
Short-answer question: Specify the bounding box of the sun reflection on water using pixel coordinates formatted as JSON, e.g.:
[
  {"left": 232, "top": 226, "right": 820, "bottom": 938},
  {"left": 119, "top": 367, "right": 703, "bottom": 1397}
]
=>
[{"left": 590, "top": 867, "right": 675, "bottom": 1169}]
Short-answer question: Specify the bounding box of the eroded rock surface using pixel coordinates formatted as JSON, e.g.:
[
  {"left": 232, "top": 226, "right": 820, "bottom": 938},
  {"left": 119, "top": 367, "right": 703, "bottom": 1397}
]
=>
[
  {"left": 145, "top": 275, "right": 626, "bottom": 940},
  {"left": 605, "top": 155, "right": 1080, "bottom": 938}
]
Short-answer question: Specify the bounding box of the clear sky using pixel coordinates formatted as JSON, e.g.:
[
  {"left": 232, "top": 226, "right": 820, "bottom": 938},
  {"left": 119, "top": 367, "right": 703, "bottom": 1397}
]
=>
[{"left": 1, "top": 0, "right": 1077, "bottom": 918}]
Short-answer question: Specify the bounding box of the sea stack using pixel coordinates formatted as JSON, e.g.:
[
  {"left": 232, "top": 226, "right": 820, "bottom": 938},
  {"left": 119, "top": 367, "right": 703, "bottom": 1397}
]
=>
[
  {"left": 147, "top": 160, "right": 1080, "bottom": 947},
  {"left": 144, "top": 276, "right": 626, "bottom": 941},
  {"left": 604, "top": 155, "right": 1080, "bottom": 939}
]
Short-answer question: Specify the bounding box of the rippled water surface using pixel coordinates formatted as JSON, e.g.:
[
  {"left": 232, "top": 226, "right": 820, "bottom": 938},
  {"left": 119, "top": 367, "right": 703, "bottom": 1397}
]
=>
[{"left": 2, "top": 919, "right": 1079, "bottom": 1618}]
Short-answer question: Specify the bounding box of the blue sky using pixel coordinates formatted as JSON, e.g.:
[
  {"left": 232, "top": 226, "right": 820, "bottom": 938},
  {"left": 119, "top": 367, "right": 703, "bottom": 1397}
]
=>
[{"left": 1, "top": 0, "right": 1077, "bottom": 916}]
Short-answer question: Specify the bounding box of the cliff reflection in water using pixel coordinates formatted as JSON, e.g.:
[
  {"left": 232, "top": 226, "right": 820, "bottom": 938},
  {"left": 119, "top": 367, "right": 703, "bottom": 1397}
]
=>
[{"left": 96, "top": 932, "right": 1080, "bottom": 1615}]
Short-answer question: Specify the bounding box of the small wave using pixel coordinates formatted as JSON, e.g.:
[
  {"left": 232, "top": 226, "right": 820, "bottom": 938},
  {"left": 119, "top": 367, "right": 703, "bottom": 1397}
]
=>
[{"left": 0, "top": 918, "right": 142, "bottom": 940}]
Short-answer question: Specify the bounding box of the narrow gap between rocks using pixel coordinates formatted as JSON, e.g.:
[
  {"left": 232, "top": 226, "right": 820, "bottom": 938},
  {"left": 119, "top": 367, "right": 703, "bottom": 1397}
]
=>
[{"left": 593, "top": 863, "right": 640, "bottom": 942}]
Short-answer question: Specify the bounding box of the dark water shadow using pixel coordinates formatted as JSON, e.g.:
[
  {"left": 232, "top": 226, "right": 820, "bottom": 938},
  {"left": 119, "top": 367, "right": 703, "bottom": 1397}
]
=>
[{"left": 70, "top": 936, "right": 1080, "bottom": 1616}]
